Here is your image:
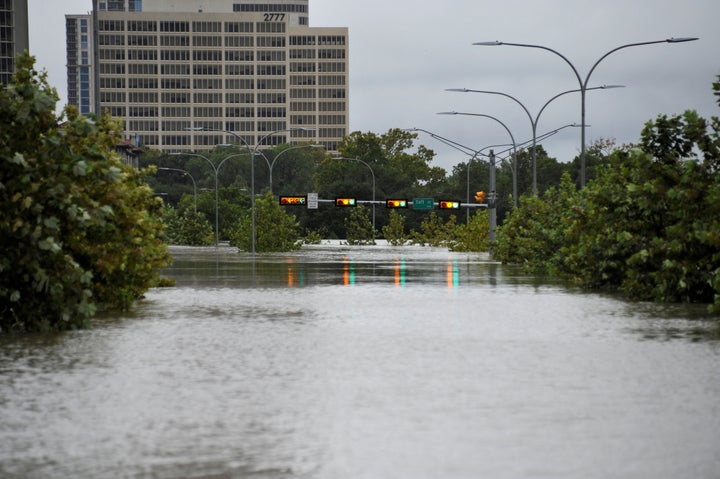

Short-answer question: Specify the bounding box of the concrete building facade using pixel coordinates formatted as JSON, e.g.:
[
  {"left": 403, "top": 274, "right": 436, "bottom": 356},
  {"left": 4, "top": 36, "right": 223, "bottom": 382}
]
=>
[
  {"left": 0, "top": 0, "right": 29, "bottom": 85},
  {"left": 67, "top": 0, "right": 349, "bottom": 151}
]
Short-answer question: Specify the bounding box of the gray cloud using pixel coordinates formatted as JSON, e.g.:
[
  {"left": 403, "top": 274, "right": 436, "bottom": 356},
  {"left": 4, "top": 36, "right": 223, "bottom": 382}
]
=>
[{"left": 29, "top": 0, "right": 719, "bottom": 171}]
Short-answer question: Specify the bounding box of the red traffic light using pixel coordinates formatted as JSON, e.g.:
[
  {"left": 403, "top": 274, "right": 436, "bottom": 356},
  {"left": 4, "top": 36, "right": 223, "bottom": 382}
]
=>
[
  {"left": 439, "top": 200, "right": 460, "bottom": 209},
  {"left": 474, "top": 191, "right": 486, "bottom": 203},
  {"left": 279, "top": 196, "right": 307, "bottom": 206},
  {"left": 335, "top": 197, "right": 357, "bottom": 207},
  {"left": 386, "top": 199, "right": 408, "bottom": 208}
]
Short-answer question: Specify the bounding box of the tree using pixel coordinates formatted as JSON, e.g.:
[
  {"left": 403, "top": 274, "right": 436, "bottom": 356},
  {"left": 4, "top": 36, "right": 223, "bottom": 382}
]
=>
[
  {"left": 382, "top": 210, "right": 408, "bottom": 246},
  {"left": 494, "top": 173, "right": 578, "bottom": 273},
  {"left": 1, "top": 54, "right": 171, "bottom": 332},
  {"left": 450, "top": 210, "right": 491, "bottom": 252},
  {"left": 162, "top": 205, "right": 214, "bottom": 246},
  {"left": 313, "top": 129, "right": 448, "bottom": 238},
  {"left": 229, "top": 192, "right": 301, "bottom": 252},
  {"left": 344, "top": 205, "right": 376, "bottom": 245}
]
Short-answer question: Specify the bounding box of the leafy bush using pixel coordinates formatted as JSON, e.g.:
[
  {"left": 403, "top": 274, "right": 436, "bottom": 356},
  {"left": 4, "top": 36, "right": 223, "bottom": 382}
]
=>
[
  {"left": 344, "top": 205, "right": 376, "bottom": 245},
  {"left": 1, "top": 54, "right": 171, "bottom": 332},
  {"left": 410, "top": 212, "right": 458, "bottom": 247},
  {"left": 494, "top": 75, "right": 720, "bottom": 313},
  {"left": 382, "top": 209, "right": 408, "bottom": 246},
  {"left": 494, "top": 173, "right": 577, "bottom": 272},
  {"left": 450, "top": 210, "right": 491, "bottom": 252},
  {"left": 163, "top": 205, "right": 214, "bottom": 246},
  {"left": 229, "top": 192, "right": 302, "bottom": 252}
]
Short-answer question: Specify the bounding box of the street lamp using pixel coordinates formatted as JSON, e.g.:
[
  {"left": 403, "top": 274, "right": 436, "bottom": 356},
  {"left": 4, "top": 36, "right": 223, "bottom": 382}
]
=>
[
  {"left": 473, "top": 37, "right": 699, "bottom": 187},
  {"left": 409, "top": 124, "right": 578, "bottom": 222},
  {"left": 254, "top": 143, "right": 325, "bottom": 193},
  {"left": 157, "top": 167, "right": 197, "bottom": 212},
  {"left": 169, "top": 151, "right": 249, "bottom": 247},
  {"left": 438, "top": 111, "right": 519, "bottom": 207},
  {"left": 333, "top": 157, "right": 376, "bottom": 232},
  {"left": 446, "top": 85, "right": 622, "bottom": 194},
  {"left": 186, "top": 126, "right": 317, "bottom": 254}
]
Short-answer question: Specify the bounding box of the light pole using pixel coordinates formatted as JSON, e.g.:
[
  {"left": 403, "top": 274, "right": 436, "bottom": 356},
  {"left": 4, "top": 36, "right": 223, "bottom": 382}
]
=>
[
  {"left": 409, "top": 124, "right": 578, "bottom": 222},
  {"left": 157, "top": 167, "right": 197, "bottom": 212},
  {"left": 186, "top": 126, "right": 317, "bottom": 254},
  {"left": 169, "top": 152, "right": 249, "bottom": 247},
  {"left": 438, "top": 111, "right": 519, "bottom": 207},
  {"left": 474, "top": 37, "right": 698, "bottom": 187},
  {"left": 446, "top": 85, "right": 622, "bottom": 194},
  {"left": 334, "top": 157, "right": 376, "bottom": 232},
  {"left": 254, "top": 143, "right": 324, "bottom": 193}
]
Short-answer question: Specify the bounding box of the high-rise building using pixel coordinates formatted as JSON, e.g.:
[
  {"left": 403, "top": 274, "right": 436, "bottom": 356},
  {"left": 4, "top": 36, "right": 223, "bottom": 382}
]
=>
[
  {"left": 0, "top": 0, "right": 29, "bottom": 86},
  {"left": 66, "top": 0, "right": 349, "bottom": 152}
]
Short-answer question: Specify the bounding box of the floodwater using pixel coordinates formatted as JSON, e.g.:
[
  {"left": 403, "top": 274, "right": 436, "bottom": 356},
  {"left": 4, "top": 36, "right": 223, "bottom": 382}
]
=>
[{"left": 1, "top": 242, "right": 719, "bottom": 479}]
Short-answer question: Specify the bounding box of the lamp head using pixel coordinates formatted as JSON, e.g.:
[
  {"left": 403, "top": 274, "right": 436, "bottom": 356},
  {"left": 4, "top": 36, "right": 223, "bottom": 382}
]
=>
[
  {"left": 473, "top": 41, "right": 503, "bottom": 46},
  {"left": 666, "top": 37, "right": 699, "bottom": 43}
]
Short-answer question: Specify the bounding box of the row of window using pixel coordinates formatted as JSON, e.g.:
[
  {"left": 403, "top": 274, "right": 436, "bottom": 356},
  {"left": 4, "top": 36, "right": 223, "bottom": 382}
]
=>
[
  {"left": 102, "top": 104, "right": 347, "bottom": 118},
  {"left": 99, "top": 20, "right": 291, "bottom": 34},
  {"left": 99, "top": 77, "right": 346, "bottom": 98},
  {"left": 97, "top": 62, "right": 346, "bottom": 78},
  {"left": 101, "top": 34, "right": 342, "bottom": 50},
  {"left": 100, "top": 48, "right": 346, "bottom": 63},
  {"left": 233, "top": 3, "right": 308, "bottom": 13}
]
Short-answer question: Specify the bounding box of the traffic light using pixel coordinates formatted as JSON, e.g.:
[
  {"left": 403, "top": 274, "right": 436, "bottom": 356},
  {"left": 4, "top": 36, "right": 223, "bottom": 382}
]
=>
[
  {"left": 279, "top": 195, "right": 307, "bottom": 206},
  {"left": 335, "top": 197, "right": 357, "bottom": 207},
  {"left": 474, "top": 191, "right": 486, "bottom": 203},
  {"left": 439, "top": 200, "right": 460, "bottom": 209},
  {"left": 386, "top": 199, "right": 408, "bottom": 208}
]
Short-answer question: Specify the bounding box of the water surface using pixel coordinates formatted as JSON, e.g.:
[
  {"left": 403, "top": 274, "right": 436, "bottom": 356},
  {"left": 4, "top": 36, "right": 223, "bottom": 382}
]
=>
[{"left": 1, "top": 243, "right": 718, "bottom": 478}]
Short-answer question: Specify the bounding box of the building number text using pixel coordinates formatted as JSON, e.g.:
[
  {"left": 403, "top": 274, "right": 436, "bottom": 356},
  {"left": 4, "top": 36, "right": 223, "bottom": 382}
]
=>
[{"left": 264, "top": 13, "right": 285, "bottom": 22}]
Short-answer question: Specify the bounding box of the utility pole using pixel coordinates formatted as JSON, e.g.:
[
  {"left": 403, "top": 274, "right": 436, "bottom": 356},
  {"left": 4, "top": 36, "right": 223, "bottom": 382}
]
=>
[{"left": 489, "top": 150, "right": 497, "bottom": 255}]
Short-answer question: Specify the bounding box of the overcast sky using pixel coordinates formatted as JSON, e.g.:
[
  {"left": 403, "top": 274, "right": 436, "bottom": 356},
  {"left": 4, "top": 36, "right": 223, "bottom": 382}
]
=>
[{"left": 28, "top": 0, "right": 719, "bottom": 171}]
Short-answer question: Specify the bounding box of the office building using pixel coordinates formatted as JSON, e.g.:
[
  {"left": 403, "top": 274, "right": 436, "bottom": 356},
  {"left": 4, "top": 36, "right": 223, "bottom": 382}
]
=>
[
  {"left": 0, "top": 0, "right": 29, "bottom": 85},
  {"left": 66, "top": 0, "right": 349, "bottom": 151}
]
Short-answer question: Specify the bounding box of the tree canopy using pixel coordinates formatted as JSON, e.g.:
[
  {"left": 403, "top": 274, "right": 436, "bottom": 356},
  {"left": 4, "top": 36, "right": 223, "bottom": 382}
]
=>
[{"left": 1, "top": 54, "right": 171, "bottom": 333}]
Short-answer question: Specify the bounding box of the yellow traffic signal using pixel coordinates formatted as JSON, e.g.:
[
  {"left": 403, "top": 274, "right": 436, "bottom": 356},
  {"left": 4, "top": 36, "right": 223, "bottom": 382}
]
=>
[
  {"left": 335, "top": 197, "right": 357, "bottom": 207},
  {"left": 439, "top": 200, "right": 460, "bottom": 209},
  {"left": 386, "top": 199, "right": 408, "bottom": 208},
  {"left": 474, "top": 191, "right": 486, "bottom": 203},
  {"left": 279, "top": 196, "right": 307, "bottom": 206}
]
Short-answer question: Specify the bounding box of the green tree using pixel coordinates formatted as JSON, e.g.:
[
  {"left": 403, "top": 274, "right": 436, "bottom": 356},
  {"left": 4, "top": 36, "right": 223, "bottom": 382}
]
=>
[
  {"left": 495, "top": 173, "right": 578, "bottom": 273},
  {"left": 450, "top": 210, "right": 491, "bottom": 252},
  {"left": 163, "top": 205, "right": 214, "bottom": 246},
  {"left": 382, "top": 209, "right": 408, "bottom": 246},
  {"left": 410, "top": 212, "right": 458, "bottom": 247},
  {"left": 1, "top": 54, "right": 171, "bottom": 332},
  {"left": 313, "top": 129, "right": 447, "bottom": 238},
  {"left": 229, "top": 192, "right": 301, "bottom": 252},
  {"left": 344, "top": 205, "right": 376, "bottom": 245}
]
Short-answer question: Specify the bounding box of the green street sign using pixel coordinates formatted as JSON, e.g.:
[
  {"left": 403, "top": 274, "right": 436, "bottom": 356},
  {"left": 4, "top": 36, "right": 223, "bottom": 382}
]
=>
[{"left": 412, "top": 197, "right": 434, "bottom": 210}]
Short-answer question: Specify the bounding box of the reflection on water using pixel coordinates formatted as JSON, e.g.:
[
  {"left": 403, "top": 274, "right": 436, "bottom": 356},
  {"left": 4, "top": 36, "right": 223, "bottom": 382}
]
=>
[{"left": 1, "top": 242, "right": 718, "bottom": 479}]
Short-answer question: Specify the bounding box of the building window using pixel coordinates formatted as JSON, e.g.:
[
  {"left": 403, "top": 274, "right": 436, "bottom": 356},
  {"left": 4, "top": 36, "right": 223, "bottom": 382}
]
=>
[
  {"left": 225, "top": 22, "right": 253, "bottom": 33},
  {"left": 192, "top": 21, "right": 221, "bottom": 33},
  {"left": 160, "top": 21, "right": 189, "bottom": 32},
  {"left": 225, "top": 36, "right": 253, "bottom": 47}
]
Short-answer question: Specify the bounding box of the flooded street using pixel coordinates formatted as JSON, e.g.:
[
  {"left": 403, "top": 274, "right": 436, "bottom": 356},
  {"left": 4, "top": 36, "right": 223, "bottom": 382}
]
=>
[{"left": 1, "top": 243, "right": 719, "bottom": 478}]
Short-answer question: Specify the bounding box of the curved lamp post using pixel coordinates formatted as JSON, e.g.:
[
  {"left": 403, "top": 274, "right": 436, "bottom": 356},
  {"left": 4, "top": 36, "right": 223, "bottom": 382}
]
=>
[
  {"left": 334, "top": 157, "right": 376, "bottom": 231},
  {"left": 474, "top": 37, "right": 699, "bottom": 187},
  {"left": 438, "top": 111, "right": 518, "bottom": 207},
  {"left": 254, "top": 143, "right": 325, "bottom": 193},
  {"left": 409, "top": 124, "right": 578, "bottom": 222},
  {"left": 169, "top": 152, "right": 249, "bottom": 247},
  {"left": 157, "top": 167, "right": 198, "bottom": 212},
  {"left": 446, "top": 85, "right": 622, "bottom": 194},
  {"left": 186, "top": 126, "right": 317, "bottom": 254}
]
